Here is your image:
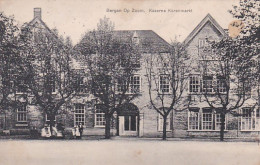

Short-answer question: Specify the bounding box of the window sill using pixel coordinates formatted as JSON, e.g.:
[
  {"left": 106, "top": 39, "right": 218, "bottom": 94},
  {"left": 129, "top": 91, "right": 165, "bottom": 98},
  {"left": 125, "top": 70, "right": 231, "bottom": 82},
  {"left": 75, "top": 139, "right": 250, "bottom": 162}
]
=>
[
  {"left": 16, "top": 92, "right": 26, "bottom": 95},
  {"left": 158, "top": 93, "right": 171, "bottom": 95},
  {"left": 158, "top": 130, "right": 172, "bottom": 132},
  {"left": 15, "top": 123, "right": 28, "bottom": 127},
  {"left": 240, "top": 130, "right": 260, "bottom": 132},
  {"left": 94, "top": 125, "right": 105, "bottom": 128},
  {"left": 187, "top": 130, "right": 228, "bottom": 132}
]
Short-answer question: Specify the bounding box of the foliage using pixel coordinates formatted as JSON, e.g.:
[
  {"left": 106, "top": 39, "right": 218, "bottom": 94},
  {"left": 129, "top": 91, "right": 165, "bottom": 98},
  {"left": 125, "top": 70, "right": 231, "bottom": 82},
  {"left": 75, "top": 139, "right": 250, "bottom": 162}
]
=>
[
  {"left": 145, "top": 41, "right": 190, "bottom": 140},
  {"left": 75, "top": 16, "right": 140, "bottom": 139}
]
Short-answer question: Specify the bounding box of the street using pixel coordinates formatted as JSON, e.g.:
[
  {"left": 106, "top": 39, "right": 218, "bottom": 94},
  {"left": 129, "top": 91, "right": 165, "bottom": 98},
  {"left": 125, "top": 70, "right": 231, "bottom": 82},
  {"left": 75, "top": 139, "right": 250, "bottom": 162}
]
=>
[{"left": 0, "top": 140, "right": 259, "bottom": 165}]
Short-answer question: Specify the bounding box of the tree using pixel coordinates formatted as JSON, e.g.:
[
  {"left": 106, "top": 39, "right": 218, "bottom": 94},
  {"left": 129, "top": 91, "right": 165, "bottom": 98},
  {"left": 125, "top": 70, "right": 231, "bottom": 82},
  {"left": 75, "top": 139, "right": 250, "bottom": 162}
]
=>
[
  {"left": 75, "top": 16, "right": 140, "bottom": 139},
  {"left": 197, "top": 0, "right": 259, "bottom": 141},
  {"left": 229, "top": 0, "right": 259, "bottom": 121},
  {"left": 20, "top": 25, "right": 82, "bottom": 136},
  {"left": 0, "top": 12, "right": 24, "bottom": 129},
  {"left": 145, "top": 41, "right": 190, "bottom": 140}
]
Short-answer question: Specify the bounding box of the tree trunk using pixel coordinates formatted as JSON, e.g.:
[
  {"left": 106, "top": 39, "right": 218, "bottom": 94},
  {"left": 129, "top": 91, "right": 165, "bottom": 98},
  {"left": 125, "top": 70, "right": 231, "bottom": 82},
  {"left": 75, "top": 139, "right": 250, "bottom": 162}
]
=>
[
  {"left": 49, "top": 114, "right": 56, "bottom": 137},
  {"left": 162, "top": 115, "right": 167, "bottom": 140},
  {"left": 220, "top": 112, "right": 225, "bottom": 141},
  {"left": 105, "top": 114, "right": 111, "bottom": 139},
  {"left": 116, "top": 115, "right": 119, "bottom": 136}
]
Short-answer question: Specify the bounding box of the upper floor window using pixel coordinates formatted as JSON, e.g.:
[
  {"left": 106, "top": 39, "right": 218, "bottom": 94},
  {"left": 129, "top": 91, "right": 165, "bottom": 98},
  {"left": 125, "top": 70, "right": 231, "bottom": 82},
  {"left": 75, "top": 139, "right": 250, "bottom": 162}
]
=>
[
  {"left": 216, "top": 76, "right": 227, "bottom": 93},
  {"left": 202, "top": 76, "right": 213, "bottom": 93},
  {"left": 46, "top": 76, "right": 56, "bottom": 93},
  {"left": 76, "top": 76, "right": 85, "bottom": 93},
  {"left": 189, "top": 76, "right": 200, "bottom": 93},
  {"left": 159, "top": 74, "right": 170, "bottom": 93},
  {"left": 120, "top": 56, "right": 140, "bottom": 68},
  {"left": 17, "top": 104, "right": 27, "bottom": 122},
  {"left": 198, "top": 39, "right": 208, "bottom": 48},
  {"left": 118, "top": 75, "right": 141, "bottom": 94},
  {"left": 131, "top": 56, "right": 141, "bottom": 68},
  {"left": 17, "top": 79, "right": 27, "bottom": 93},
  {"left": 130, "top": 75, "right": 140, "bottom": 93},
  {"left": 117, "top": 78, "right": 127, "bottom": 93},
  {"left": 238, "top": 79, "right": 251, "bottom": 96}
]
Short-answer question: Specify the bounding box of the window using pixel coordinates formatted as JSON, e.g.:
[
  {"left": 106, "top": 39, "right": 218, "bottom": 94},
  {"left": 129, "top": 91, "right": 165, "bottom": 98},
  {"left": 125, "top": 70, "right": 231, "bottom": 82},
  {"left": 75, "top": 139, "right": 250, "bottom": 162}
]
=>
[
  {"left": 117, "top": 75, "right": 140, "bottom": 94},
  {"left": 132, "top": 56, "right": 141, "bottom": 68},
  {"left": 95, "top": 104, "right": 105, "bottom": 127},
  {"left": 215, "top": 113, "right": 226, "bottom": 130},
  {"left": 17, "top": 104, "right": 27, "bottom": 122},
  {"left": 202, "top": 108, "right": 213, "bottom": 130},
  {"left": 255, "top": 108, "right": 260, "bottom": 130},
  {"left": 188, "top": 108, "right": 199, "bottom": 130},
  {"left": 159, "top": 74, "right": 170, "bottom": 93},
  {"left": 130, "top": 75, "right": 140, "bottom": 93},
  {"left": 241, "top": 108, "right": 260, "bottom": 131},
  {"left": 216, "top": 77, "right": 227, "bottom": 93},
  {"left": 158, "top": 114, "right": 171, "bottom": 131},
  {"left": 46, "top": 76, "right": 56, "bottom": 93},
  {"left": 124, "top": 115, "right": 137, "bottom": 131},
  {"left": 189, "top": 76, "right": 200, "bottom": 93},
  {"left": 17, "top": 79, "right": 27, "bottom": 93},
  {"left": 74, "top": 104, "right": 85, "bottom": 126},
  {"left": 46, "top": 114, "right": 57, "bottom": 122},
  {"left": 241, "top": 108, "right": 252, "bottom": 130},
  {"left": 198, "top": 39, "right": 208, "bottom": 48},
  {"left": 188, "top": 108, "right": 227, "bottom": 131},
  {"left": 117, "top": 79, "right": 127, "bottom": 93},
  {"left": 202, "top": 76, "right": 213, "bottom": 93},
  {"left": 238, "top": 79, "right": 251, "bottom": 96},
  {"left": 76, "top": 76, "right": 85, "bottom": 93}
]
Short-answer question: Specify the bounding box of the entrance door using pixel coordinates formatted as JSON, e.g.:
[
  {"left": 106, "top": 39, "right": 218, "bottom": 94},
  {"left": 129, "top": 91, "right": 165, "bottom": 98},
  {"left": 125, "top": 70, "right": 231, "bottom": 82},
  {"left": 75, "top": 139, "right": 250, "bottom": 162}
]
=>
[{"left": 119, "top": 115, "right": 138, "bottom": 136}]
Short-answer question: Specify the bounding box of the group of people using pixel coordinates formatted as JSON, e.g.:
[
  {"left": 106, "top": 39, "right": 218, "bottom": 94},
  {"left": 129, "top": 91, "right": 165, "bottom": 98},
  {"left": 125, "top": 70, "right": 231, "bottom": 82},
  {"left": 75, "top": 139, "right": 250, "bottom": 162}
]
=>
[
  {"left": 41, "top": 122, "right": 65, "bottom": 138},
  {"left": 72, "top": 123, "right": 84, "bottom": 139},
  {"left": 41, "top": 122, "right": 84, "bottom": 139}
]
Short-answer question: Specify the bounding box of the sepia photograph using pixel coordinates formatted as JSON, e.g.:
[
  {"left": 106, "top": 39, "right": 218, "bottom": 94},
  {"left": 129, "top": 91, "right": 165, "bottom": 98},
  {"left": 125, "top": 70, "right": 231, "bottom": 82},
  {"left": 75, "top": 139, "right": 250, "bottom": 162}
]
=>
[{"left": 0, "top": 0, "right": 259, "bottom": 164}]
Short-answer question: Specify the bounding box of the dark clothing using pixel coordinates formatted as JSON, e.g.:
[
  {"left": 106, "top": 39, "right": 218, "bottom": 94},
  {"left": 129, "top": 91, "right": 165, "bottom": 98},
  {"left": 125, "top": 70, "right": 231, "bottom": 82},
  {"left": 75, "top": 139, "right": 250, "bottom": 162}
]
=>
[
  {"left": 57, "top": 123, "right": 65, "bottom": 132},
  {"left": 79, "top": 125, "right": 83, "bottom": 137}
]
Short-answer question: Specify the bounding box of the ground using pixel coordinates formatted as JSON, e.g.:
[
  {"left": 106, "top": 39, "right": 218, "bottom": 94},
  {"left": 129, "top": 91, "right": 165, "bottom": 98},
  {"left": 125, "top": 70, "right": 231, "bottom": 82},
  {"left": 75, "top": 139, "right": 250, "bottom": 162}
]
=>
[{"left": 0, "top": 139, "right": 260, "bottom": 165}]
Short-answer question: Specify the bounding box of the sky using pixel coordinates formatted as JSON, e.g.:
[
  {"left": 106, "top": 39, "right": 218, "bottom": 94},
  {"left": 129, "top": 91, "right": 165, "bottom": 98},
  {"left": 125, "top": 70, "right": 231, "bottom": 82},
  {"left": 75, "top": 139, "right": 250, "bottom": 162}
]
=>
[{"left": 0, "top": 0, "right": 240, "bottom": 45}]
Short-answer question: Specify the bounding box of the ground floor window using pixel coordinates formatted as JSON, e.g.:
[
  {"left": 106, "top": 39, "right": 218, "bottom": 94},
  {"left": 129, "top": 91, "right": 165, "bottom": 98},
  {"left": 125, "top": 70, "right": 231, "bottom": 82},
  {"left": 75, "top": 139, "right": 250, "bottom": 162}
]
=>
[
  {"left": 241, "top": 107, "right": 260, "bottom": 131},
  {"left": 158, "top": 114, "right": 171, "bottom": 131},
  {"left": 95, "top": 104, "right": 105, "bottom": 127},
  {"left": 215, "top": 113, "right": 226, "bottom": 130},
  {"left": 17, "top": 104, "right": 27, "bottom": 122},
  {"left": 188, "top": 108, "right": 226, "bottom": 131},
  {"left": 188, "top": 108, "right": 199, "bottom": 130},
  {"left": 74, "top": 104, "right": 85, "bottom": 126},
  {"left": 202, "top": 108, "right": 213, "bottom": 130},
  {"left": 46, "top": 114, "right": 57, "bottom": 122}
]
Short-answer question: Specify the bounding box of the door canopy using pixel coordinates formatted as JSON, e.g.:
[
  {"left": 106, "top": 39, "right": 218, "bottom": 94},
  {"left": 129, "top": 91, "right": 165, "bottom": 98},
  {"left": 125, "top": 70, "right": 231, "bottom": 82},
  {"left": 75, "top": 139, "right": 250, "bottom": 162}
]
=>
[{"left": 118, "top": 103, "right": 139, "bottom": 116}]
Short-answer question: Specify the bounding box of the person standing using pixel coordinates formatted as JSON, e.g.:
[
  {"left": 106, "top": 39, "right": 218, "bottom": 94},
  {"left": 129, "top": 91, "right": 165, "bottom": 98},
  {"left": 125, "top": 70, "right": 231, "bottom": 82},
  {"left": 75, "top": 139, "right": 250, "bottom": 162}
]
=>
[{"left": 78, "top": 123, "right": 84, "bottom": 139}]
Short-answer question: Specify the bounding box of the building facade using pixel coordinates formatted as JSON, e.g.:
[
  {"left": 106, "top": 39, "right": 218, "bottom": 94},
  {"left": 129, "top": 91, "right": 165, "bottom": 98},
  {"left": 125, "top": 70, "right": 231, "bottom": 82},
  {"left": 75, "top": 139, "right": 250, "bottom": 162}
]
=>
[{"left": 0, "top": 9, "right": 259, "bottom": 139}]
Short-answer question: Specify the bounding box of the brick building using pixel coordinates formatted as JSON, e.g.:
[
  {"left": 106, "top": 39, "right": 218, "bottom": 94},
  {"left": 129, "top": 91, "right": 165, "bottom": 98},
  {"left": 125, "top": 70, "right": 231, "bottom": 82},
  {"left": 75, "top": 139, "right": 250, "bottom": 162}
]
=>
[{"left": 0, "top": 9, "right": 259, "bottom": 139}]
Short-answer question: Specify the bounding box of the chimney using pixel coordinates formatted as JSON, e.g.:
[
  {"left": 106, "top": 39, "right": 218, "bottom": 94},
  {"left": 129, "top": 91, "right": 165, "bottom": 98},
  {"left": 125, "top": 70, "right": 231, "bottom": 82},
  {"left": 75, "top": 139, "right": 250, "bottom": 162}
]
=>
[{"left": 34, "top": 8, "right": 41, "bottom": 19}]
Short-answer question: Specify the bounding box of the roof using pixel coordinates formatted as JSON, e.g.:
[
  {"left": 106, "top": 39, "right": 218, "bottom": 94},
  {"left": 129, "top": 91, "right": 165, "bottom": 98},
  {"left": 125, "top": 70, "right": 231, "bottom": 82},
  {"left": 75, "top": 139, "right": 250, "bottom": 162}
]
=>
[
  {"left": 27, "top": 16, "right": 58, "bottom": 39},
  {"left": 183, "top": 14, "right": 227, "bottom": 45},
  {"left": 112, "top": 30, "right": 171, "bottom": 53}
]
